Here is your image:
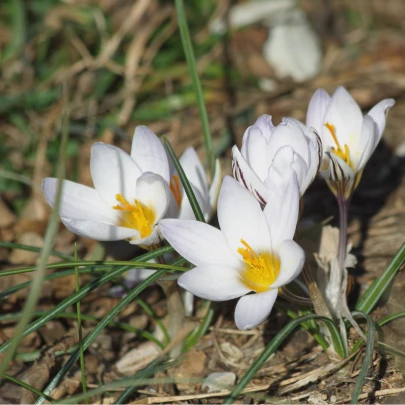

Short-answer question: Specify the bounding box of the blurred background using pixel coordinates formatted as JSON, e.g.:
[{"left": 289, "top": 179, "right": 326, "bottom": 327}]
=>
[{"left": 1, "top": 1, "right": 405, "bottom": 400}]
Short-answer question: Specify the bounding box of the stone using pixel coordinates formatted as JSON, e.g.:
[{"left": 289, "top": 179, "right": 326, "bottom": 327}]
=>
[{"left": 202, "top": 372, "right": 236, "bottom": 393}]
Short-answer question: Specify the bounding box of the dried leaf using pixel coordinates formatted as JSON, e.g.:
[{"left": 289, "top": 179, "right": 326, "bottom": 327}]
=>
[{"left": 116, "top": 341, "right": 161, "bottom": 375}]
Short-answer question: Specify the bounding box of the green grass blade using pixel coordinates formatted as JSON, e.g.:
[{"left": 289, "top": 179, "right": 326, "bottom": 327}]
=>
[
  {"left": 174, "top": 0, "right": 213, "bottom": 175},
  {"left": 0, "top": 259, "right": 185, "bottom": 277},
  {"left": 1, "top": 373, "right": 53, "bottom": 403},
  {"left": 163, "top": 136, "right": 205, "bottom": 222},
  {"left": 0, "top": 257, "right": 187, "bottom": 300},
  {"left": 0, "top": 246, "right": 174, "bottom": 356},
  {"left": 351, "top": 310, "right": 405, "bottom": 354},
  {"left": 2, "top": 0, "right": 26, "bottom": 62},
  {"left": 136, "top": 298, "right": 170, "bottom": 345},
  {"left": 378, "top": 310, "right": 405, "bottom": 327},
  {"left": 74, "top": 244, "right": 87, "bottom": 403},
  {"left": 0, "top": 311, "right": 163, "bottom": 349},
  {"left": 184, "top": 303, "right": 214, "bottom": 351},
  {"left": 276, "top": 303, "right": 333, "bottom": 354},
  {"left": 223, "top": 313, "right": 346, "bottom": 403},
  {"left": 0, "top": 96, "right": 70, "bottom": 377},
  {"left": 356, "top": 242, "right": 405, "bottom": 314},
  {"left": 0, "top": 267, "right": 111, "bottom": 300},
  {"left": 351, "top": 311, "right": 376, "bottom": 405},
  {"left": 15, "top": 346, "right": 78, "bottom": 363},
  {"left": 0, "top": 242, "right": 74, "bottom": 261},
  {"left": 35, "top": 268, "right": 168, "bottom": 405}
]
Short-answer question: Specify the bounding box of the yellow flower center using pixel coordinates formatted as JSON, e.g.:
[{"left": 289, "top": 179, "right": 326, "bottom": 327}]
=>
[
  {"left": 237, "top": 239, "right": 280, "bottom": 293},
  {"left": 170, "top": 175, "right": 182, "bottom": 208},
  {"left": 112, "top": 194, "right": 155, "bottom": 238},
  {"left": 325, "top": 122, "right": 353, "bottom": 169}
]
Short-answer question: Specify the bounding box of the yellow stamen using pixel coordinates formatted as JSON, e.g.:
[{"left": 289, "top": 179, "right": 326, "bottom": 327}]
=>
[
  {"left": 113, "top": 194, "right": 155, "bottom": 238},
  {"left": 170, "top": 175, "right": 182, "bottom": 207},
  {"left": 325, "top": 122, "right": 353, "bottom": 169},
  {"left": 237, "top": 239, "right": 280, "bottom": 293}
]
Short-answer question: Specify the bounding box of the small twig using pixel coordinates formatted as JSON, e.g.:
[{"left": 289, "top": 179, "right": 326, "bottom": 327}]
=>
[
  {"left": 134, "top": 383, "right": 273, "bottom": 404},
  {"left": 278, "top": 350, "right": 358, "bottom": 394},
  {"left": 207, "top": 327, "right": 258, "bottom": 336},
  {"left": 335, "top": 196, "right": 366, "bottom": 341},
  {"left": 337, "top": 386, "right": 405, "bottom": 404}
]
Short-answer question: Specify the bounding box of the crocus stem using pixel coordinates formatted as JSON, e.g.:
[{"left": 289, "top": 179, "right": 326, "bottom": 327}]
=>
[
  {"left": 336, "top": 196, "right": 366, "bottom": 341},
  {"left": 337, "top": 196, "right": 349, "bottom": 272}
]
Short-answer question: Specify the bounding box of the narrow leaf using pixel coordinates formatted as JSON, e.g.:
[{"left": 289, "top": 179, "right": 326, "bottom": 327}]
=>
[
  {"left": 163, "top": 137, "right": 205, "bottom": 222},
  {"left": 351, "top": 312, "right": 376, "bottom": 405},
  {"left": 174, "top": 0, "right": 214, "bottom": 174},
  {"left": 356, "top": 242, "right": 405, "bottom": 314},
  {"left": 74, "top": 244, "right": 87, "bottom": 403}
]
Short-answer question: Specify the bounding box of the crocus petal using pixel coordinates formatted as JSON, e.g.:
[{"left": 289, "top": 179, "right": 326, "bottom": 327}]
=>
[
  {"left": 244, "top": 126, "right": 270, "bottom": 181},
  {"left": 356, "top": 115, "right": 377, "bottom": 171},
  {"left": 265, "top": 146, "right": 305, "bottom": 199},
  {"left": 367, "top": 98, "right": 395, "bottom": 144},
  {"left": 271, "top": 240, "right": 305, "bottom": 288},
  {"left": 306, "top": 88, "right": 331, "bottom": 135},
  {"left": 322, "top": 86, "right": 363, "bottom": 149},
  {"left": 265, "top": 146, "right": 295, "bottom": 191},
  {"left": 266, "top": 120, "right": 310, "bottom": 164},
  {"left": 131, "top": 126, "right": 170, "bottom": 183},
  {"left": 232, "top": 146, "right": 268, "bottom": 205},
  {"left": 249, "top": 114, "right": 275, "bottom": 141},
  {"left": 322, "top": 153, "right": 355, "bottom": 198},
  {"left": 135, "top": 172, "right": 170, "bottom": 222},
  {"left": 61, "top": 217, "right": 138, "bottom": 241},
  {"left": 282, "top": 117, "right": 309, "bottom": 136},
  {"left": 266, "top": 146, "right": 307, "bottom": 197},
  {"left": 326, "top": 152, "right": 355, "bottom": 183},
  {"left": 179, "top": 147, "right": 209, "bottom": 198},
  {"left": 264, "top": 165, "right": 299, "bottom": 248},
  {"left": 234, "top": 289, "right": 278, "bottom": 330},
  {"left": 159, "top": 218, "right": 241, "bottom": 267},
  {"left": 178, "top": 265, "right": 250, "bottom": 301},
  {"left": 131, "top": 227, "right": 161, "bottom": 246},
  {"left": 303, "top": 128, "right": 322, "bottom": 189},
  {"left": 240, "top": 115, "right": 275, "bottom": 157},
  {"left": 281, "top": 118, "right": 323, "bottom": 188},
  {"left": 218, "top": 176, "right": 272, "bottom": 254},
  {"left": 178, "top": 184, "right": 209, "bottom": 221},
  {"left": 90, "top": 143, "right": 142, "bottom": 207},
  {"left": 125, "top": 267, "right": 157, "bottom": 285},
  {"left": 208, "top": 159, "right": 222, "bottom": 216},
  {"left": 291, "top": 154, "right": 308, "bottom": 195},
  {"left": 42, "top": 178, "right": 117, "bottom": 224},
  {"left": 164, "top": 193, "right": 180, "bottom": 221}
]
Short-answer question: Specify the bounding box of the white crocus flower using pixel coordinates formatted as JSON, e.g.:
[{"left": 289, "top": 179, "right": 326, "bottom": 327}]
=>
[
  {"left": 42, "top": 137, "right": 173, "bottom": 246},
  {"left": 43, "top": 126, "right": 222, "bottom": 246},
  {"left": 307, "top": 86, "right": 395, "bottom": 199},
  {"left": 159, "top": 174, "right": 305, "bottom": 330},
  {"left": 232, "top": 115, "right": 321, "bottom": 204}
]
